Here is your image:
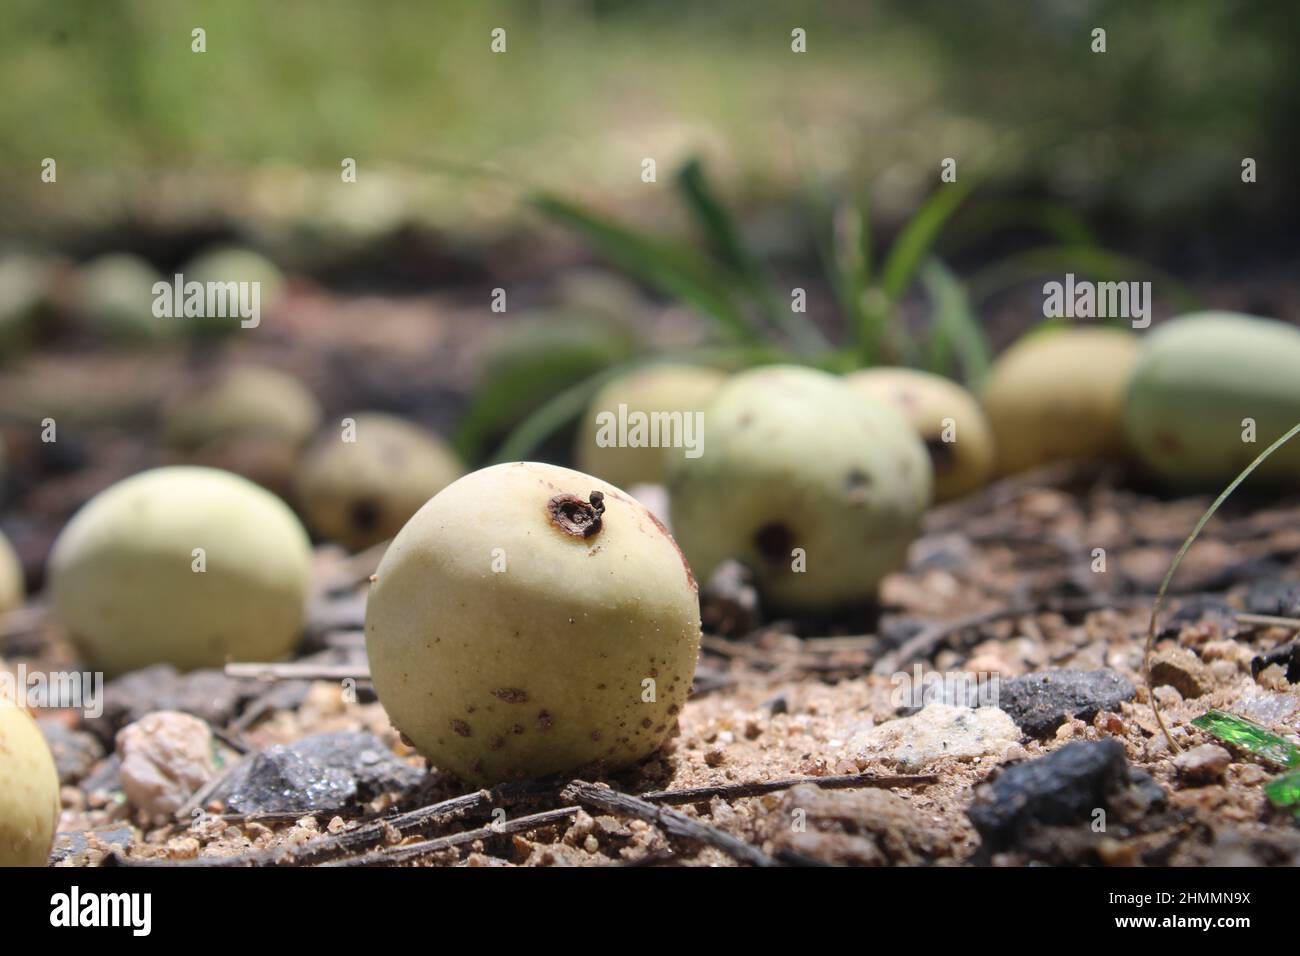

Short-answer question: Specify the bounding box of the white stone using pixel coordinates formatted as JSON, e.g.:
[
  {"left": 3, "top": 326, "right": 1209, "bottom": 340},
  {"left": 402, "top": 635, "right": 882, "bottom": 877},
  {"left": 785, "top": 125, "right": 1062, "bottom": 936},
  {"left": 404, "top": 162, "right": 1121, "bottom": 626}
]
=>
[
  {"left": 116, "top": 710, "right": 216, "bottom": 823},
  {"left": 851, "top": 703, "right": 1022, "bottom": 770}
]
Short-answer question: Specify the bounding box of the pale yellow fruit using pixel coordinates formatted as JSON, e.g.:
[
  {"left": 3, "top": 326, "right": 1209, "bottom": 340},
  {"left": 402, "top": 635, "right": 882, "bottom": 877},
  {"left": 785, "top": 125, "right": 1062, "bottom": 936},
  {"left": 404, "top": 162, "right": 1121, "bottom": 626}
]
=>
[
  {"left": 163, "top": 365, "right": 322, "bottom": 496},
  {"left": 575, "top": 363, "right": 727, "bottom": 488},
  {"left": 296, "top": 413, "right": 462, "bottom": 551},
  {"left": 982, "top": 328, "right": 1140, "bottom": 474},
  {"left": 48, "top": 467, "right": 312, "bottom": 676},
  {"left": 845, "top": 367, "right": 995, "bottom": 501},
  {"left": 163, "top": 365, "right": 322, "bottom": 452},
  {"left": 0, "top": 529, "right": 22, "bottom": 617},
  {"left": 0, "top": 701, "right": 60, "bottom": 866},
  {"left": 667, "top": 365, "right": 932, "bottom": 612},
  {"left": 365, "top": 461, "right": 701, "bottom": 785}
]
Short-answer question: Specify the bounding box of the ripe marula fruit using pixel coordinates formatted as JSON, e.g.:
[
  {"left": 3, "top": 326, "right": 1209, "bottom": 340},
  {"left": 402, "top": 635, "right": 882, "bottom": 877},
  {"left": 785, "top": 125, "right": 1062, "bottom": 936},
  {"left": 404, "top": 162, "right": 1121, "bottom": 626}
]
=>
[
  {"left": 364, "top": 461, "right": 701, "bottom": 785},
  {"left": 163, "top": 365, "right": 322, "bottom": 495},
  {"left": 575, "top": 363, "right": 727, "bottom": 488},
  {"left": 1124, "top": 312, "right": 1300, "bottom": 485},
  {"left": 667, "top": 365, "right": 932, "bottom": 612},
  {"left": 0, "top": 528, "right": 23, "bottom": 618},
  {"left": 70, "top": 253, "right": 167, "bottom": 342},
  {"left": 844, "top": 367, "right": 995, "bottom": 502},
  {"left": 981, "top": 327, "right": 1140, "bottom": 475},
  {"left": 48, "top": 467, "right": 313, "bottom": 676},
  {"left": 296, "top": 413, "right": 462, "bottom": 551},
  {"left": 0, "top": 700, "right": 60, "bottom": 866}
]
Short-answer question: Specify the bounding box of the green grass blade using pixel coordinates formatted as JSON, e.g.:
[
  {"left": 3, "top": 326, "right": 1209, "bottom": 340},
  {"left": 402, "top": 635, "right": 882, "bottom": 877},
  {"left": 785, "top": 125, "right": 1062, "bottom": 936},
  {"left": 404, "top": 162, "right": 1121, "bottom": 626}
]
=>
[
  {"left": 674, "top": 159, "right": 829, "bottom": 353},
  {"left": 532, "top": 194, "right": 761, "bottom": 343},
  {"left": 831, "top": 202, "right": 883, "bottom": 362},
  {"left": 1191, "top": 710, "right": 1300, "bottom": 768},
  {"left": 1146, "top": 421, "right": 1300, "bottom": 749},
  {"left": 919, "top": 257, "right": 993, "bottom": 386},
  {"left": 880, "top": 179, "right": 974, "bottom": 304}
]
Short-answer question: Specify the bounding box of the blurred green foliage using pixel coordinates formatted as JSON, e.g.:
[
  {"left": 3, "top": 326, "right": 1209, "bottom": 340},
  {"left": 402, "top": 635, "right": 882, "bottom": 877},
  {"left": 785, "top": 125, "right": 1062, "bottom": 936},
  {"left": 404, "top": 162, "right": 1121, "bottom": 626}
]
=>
[{"left": 0, "top": 0, "right": 1293, "bottom": 233}]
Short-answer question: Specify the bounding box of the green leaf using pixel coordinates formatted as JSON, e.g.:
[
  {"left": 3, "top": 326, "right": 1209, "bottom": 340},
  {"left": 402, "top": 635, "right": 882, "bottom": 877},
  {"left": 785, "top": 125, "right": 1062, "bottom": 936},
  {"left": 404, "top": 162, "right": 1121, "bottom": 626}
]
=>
[
  {"left": 1191, "top": 710, "right": 1300, "bottom": 768},
  {"left": 918, "top": 257, "right": 992, "bottom": 386},
  {"left": 943, "top": 199, "right": 1099, "bottom": 253},
  {"left": 532, "top": 194, "right": 761, "bottom": 343},
  {"left": 831, "top": 202, "right": 882, "bottom": 362},
  {"left": 1264, "top": 769, "right": 1300, "bottom": 815},
  {"left": 674, "top": 159, "right": 829, "bottom": 353},
  {"left": 880, "top": 179, "right": 974, "bottom": 304}
]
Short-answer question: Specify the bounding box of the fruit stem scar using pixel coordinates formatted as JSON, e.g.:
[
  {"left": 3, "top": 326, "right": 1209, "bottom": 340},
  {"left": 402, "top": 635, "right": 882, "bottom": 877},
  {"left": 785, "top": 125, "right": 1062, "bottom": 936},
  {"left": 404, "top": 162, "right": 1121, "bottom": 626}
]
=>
[{"left": 547, "top": 491, "right": 606, "bottom": 538}]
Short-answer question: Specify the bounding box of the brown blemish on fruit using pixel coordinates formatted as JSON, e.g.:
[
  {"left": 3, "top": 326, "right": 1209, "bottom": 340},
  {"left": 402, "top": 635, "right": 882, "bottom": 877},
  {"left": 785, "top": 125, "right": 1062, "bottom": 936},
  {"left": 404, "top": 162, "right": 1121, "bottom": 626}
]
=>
[
  {"left": 450, "top": 719, "right": 471, "bottom": 737},
  {"left": 547, "top": 491, "right": 605, "bottom": 538},
  {"left": 845, "top": 469, "right": 872, "bottom": 502},
  {"left": 537, "top": 710, "right": 553, "bottom": 730},
  {"left": 510, "top": 723, "right": 524, "bottom": 735},
  {"left": 590, "top": 730, "right": 602, "bottom": 742},
  {"left": 491, "top": 687, "right": 528, "bottom": 704},
  {"left": 754, "top": 522, "right": 794, "bottom": 564},
  {"left": 1155, "top": 430, "right": 1183, "bottom": 454},
  {"left": 641, "top": 718, "right": 652, "bottom": 729},
  {"left": 641, "top": 506, "right": 697, "bottom": 592},
  {"left": 488, "top": 735, "right": 504, "bottom": 751}
]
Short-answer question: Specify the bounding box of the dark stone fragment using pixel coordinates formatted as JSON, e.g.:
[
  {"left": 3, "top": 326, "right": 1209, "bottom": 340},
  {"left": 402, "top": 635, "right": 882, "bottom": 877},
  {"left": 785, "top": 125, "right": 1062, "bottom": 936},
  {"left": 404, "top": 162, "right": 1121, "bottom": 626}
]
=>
[
  {"left": 998, "top": 669, "right": 1136, "bottom": 738},
  {"left": 38, "top": 718, "right": 104, "bottom": 784},
  {"left": 967, "top": 739, "right": 1158, "bottom": 854}
]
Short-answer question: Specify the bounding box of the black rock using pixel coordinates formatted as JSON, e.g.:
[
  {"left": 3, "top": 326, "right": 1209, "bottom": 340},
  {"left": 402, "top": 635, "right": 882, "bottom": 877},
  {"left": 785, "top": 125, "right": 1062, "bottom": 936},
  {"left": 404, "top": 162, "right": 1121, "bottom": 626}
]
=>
[
  {"left": 38, "top": 718, "right": 104, "bottom": 784},
  {"left": 214, "top": 731, "right": 421, "bottom": 815},
  {"left": 283, "top": 731, "right": 423, "bottom": 799},
  {"left": 1244, "top": 577, "right": 1300, "bottom": 619},
  {"left": 967, "top": 739, "right": 1155, "bottom": 854},
  {"left": 998, "top": 668, "right": 1136, "bottom": 738},
  {"left": 219, "top": 748, "right": 357, "bottom": 816}
]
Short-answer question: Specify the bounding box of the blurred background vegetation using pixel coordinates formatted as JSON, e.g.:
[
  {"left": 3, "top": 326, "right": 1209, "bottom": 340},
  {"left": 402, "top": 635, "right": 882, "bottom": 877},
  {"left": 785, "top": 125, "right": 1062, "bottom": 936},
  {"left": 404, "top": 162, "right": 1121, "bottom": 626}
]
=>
[{"left": 1, "top": 0, "right": 1294, "bottom": 268}]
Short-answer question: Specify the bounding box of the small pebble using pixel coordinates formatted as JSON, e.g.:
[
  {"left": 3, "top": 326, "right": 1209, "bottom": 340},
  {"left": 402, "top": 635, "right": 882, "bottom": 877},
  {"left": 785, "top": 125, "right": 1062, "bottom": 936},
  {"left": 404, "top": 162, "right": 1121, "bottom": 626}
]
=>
[
  {"left": 1174, "top": 744, "right": 1231, "bottom": 785},
  {"left": 116, "top": 711, "right": 216, "bottom": 824}
]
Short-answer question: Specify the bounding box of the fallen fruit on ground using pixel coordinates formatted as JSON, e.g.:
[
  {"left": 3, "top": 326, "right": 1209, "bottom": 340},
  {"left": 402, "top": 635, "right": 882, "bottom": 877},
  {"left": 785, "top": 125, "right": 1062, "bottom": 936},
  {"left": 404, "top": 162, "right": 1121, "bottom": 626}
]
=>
[
  {"left": 364, "top": 461, "right": 701, "bottom": 785},
  {"left": 1124, "top": 311, "right": 1300, "bottom": 485},
  {"left": 179, "top": 246, "right": 286, "bottom": 335},
  {"left": 0, "top": 527, "right": 22, "bottom": 618},
  {"left": 70, "top": 253, "right": 166, "bottom": 342},
  {"left": 48, "top": 466, "right": 312, "bottom": 675},
  {"left": 981, "top": 327, "right": 1140, "bottom": 475},
  {"left": 844, "top": 366, "right": 994, "bottom": 501},
  {"left": 575, "top": 362, "right": 727, "bottom": 488},
  {"left": 667, "top": 364, "right": 931, "bottom": 611},
  {"left": 0, "top": 700, "right": 61, "bottom": 866},
  {"left": 296, "top": 413, "right": 462, "bottom": 551},
  {"left": 163, "top": 365, "right": 323, "bottom": 494}
]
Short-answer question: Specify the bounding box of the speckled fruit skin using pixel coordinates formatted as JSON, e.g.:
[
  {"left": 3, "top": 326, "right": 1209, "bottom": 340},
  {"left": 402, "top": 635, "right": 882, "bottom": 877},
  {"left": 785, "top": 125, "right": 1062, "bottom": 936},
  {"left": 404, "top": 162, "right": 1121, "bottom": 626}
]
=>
[
  {"left": 667, "top": 365, "right": 932, "bottom": 612},
  {"left": 296, "top": 413, "right": 462, "bottom": 552},
  {"left": 982, "top": 327, "right": 1140, "bottom": 475},
  {"left": 0, "top": 700, "right": 61, "bottom": 866},
  {"left": 845, "top": 367, "right": 994, "bottom": 502},
  {"left": 575, "top": 363, "right": 727, "bottom": 488},
  {"left": 364, "top": 461, "right": 701, "bottom": 786},
  {"left": 1124, "top": 312, "right": 1300, "bottom": 485},
  {"left": 48, "top": 467, "right": 312, "bottom": 676},
  {"left": 0, "top": 528, "right": 23, "bottom": 618}
]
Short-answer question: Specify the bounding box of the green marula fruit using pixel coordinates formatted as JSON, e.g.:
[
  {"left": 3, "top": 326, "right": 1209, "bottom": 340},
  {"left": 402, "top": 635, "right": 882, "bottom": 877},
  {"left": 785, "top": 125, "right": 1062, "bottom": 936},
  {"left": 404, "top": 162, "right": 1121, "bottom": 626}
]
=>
[
  {"left": 364, "top": 461, "right": 701, "bottom": 785},
  {"left": 296, "top": 413, "right": 462, "bottom": 552},
  {"left": 48, "top": 466, "right": 312, "bottom": 676},
  {"left": 71, "top": 253, "right": 167, "bottom": 342},
  {"left": 667, "top": 365, "right": 932, "bottom": 612},
  {"left": 0, "top": 700, "right": 60, "bottom": 866},
  {"left": 1124, "top": 312, "right": 1300, "bottom": 485},
  {"left": 981, "top": 327, "right": 1140, "bottom": 475},
  {"left": 844, "top": 367, "right": 995, "bottom": 502},
  {"left": 575, "top": 363, "right": 727, "bottom": 488},
  {"left": 180, "top": 246, "right": 286, "bottom": 335}
]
